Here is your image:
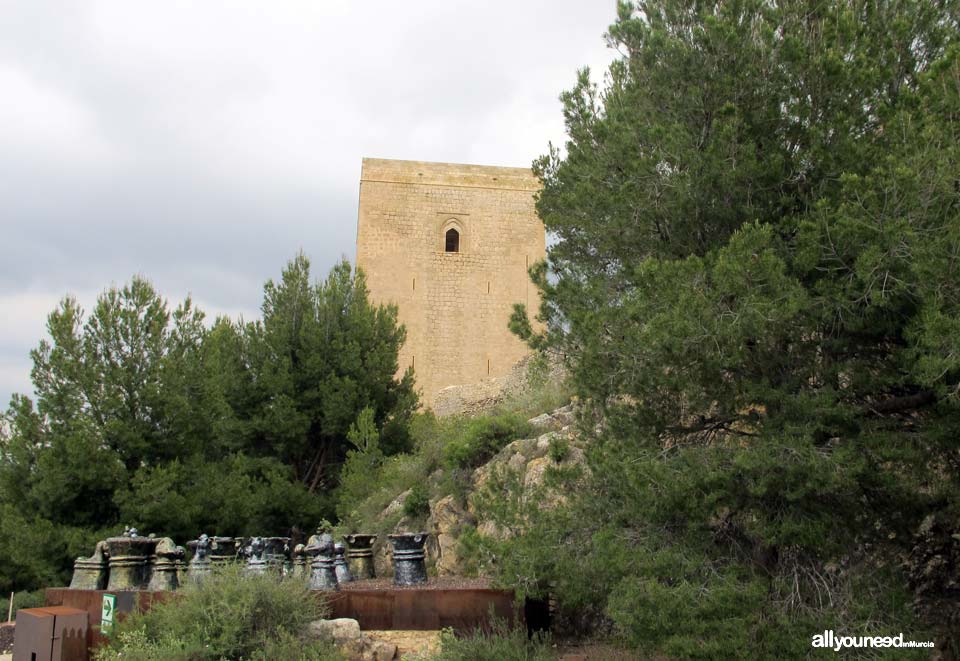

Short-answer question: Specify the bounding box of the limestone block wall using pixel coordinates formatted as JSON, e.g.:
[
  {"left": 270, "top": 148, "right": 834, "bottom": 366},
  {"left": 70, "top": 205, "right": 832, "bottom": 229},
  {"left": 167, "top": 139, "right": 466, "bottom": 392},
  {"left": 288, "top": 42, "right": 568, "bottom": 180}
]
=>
[{"left": 355, "top": 158, "right": 545, "bottom": 408}]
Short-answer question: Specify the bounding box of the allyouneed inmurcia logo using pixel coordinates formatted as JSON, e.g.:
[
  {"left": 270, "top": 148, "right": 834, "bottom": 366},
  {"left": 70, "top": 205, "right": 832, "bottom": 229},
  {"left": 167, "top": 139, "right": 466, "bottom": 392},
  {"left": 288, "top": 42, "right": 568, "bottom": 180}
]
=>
[{"left": 811, "top": 630, "right": 935, "bottom": 652}]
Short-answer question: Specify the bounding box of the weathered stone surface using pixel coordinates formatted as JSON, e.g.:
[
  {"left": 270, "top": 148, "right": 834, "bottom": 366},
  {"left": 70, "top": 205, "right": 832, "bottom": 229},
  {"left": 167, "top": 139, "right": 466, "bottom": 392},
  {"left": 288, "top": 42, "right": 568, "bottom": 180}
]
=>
[
  {"left": 535, "top": 431, "right": 563, "bottom": 453},
  {"left": 551, "top": 404, "right": 576, "bottom": 428},
  {"left": 334, "top": 543, "right": 352, "bottom": 583},
  {"left": 344, "top": 534, "right": 377, "bottom": 580},
  {"left": 369, "top": 640, "right": 398, "bottom": 660},
  {"left": 147, "top": 537, "right": 183, "bottom": 591},
  {"left": 428, "top": 495, "right": 474, "bottom": 576},
  {"left": 244, "top": 537, "right": 269, "bottom": 576},
  {"left": 380, "top": 489, "right": 411, "bottom": 519},
  {"left": 364, "top": 630, "right": 441, "bottom": 659},
  {"left": 69, "top": 540, "right": 109, "bottom": 590},
  {"left": 477, "top": 519, "right": 511, "bottom": 541},
  {"left": 308, "top": 619, "right": 403, "bottom": 660},
  {"left": 187, "top": 534, "right": 213, "bottom": 584},
  {"left": 306, "top": 532, "right": 338, "bottom": 591},
  {"left": 106, "top": 530, "right": 158, "bottom": 590},
  {"left": 374, "top": 536, "right": 394, "bottom": 579},
  {"left": 364, "top": 403, "right": 587, "bottom": 579},
  {"left": 387, "top": 533, "right": 428, "bottom": 585},
  {"left": 340, "top": 636, "right": 399, "bottom": 661},
  {"left": 523, "top": 456, "right": 553, "bottom": 490},
  {"left": 308, "top": 618, "right": 361, "bottom": 645},
  {"left": 357, "top": 158, "right": 545, "bottom": 411},
  {"left": 528, "top": 412, "right": 555, "bottom": 428}
]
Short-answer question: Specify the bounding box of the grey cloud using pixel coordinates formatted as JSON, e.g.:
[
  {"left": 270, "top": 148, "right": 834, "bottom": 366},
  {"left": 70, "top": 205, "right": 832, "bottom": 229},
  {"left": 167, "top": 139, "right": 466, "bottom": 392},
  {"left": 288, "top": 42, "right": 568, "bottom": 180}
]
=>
[{"left": 0, "top": 0, "right": 616, "bottom": 405}]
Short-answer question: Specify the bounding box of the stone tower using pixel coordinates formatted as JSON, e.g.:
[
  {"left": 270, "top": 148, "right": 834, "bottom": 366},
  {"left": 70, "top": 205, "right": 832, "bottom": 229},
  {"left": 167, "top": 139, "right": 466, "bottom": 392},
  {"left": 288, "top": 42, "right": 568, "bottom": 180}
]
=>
[{"left": 355, "top": 157, "right": 545, "bottom": 408}]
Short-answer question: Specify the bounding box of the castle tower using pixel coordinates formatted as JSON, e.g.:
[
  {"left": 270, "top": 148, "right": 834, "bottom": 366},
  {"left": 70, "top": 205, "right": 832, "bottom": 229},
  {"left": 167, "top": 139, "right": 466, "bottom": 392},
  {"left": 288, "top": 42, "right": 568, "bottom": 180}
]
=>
[{"left": 355, "top": 158, "right": 545, "bottom": 408}]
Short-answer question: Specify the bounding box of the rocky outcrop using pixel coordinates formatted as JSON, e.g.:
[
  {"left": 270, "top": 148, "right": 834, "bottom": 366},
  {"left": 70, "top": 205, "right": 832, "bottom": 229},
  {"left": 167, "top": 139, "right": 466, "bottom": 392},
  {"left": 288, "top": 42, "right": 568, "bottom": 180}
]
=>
[
  {"left": 308, "top": 618, "right": 398, "bottom": 660},
  {"left": 431, "top": 353, "right": 567, "bottom": 417},
  {"left": 422, "top": 403, "right": 587, "bottom": 574},
  {"left": 429, "top": 495, "right": 475, "bottom": 576},
  {"left": 309, "top": 618, "right": 362, "bottom": 645},
  {"left": 363, "top": 403, "right": 585, "bottom": 577}
]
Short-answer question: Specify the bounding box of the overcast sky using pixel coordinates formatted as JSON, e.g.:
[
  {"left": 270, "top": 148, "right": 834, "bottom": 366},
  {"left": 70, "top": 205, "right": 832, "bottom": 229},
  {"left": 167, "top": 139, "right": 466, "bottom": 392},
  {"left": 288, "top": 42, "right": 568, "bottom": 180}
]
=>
[{"left": 0, "top": 0, "right": 617, "bottom": 407}]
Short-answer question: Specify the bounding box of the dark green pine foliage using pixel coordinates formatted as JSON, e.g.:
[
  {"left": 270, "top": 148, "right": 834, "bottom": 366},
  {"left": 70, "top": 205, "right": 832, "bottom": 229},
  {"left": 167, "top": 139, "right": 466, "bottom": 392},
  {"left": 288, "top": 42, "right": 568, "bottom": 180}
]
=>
[
  {"left": 0, "top": 255, "right": 415, "bottom": 592},
  {"left": 226, "top": 254, "right": 417, "bottom": 492},
  {"left": 504, "top": 0, "right": 960, "bottom": 656}
]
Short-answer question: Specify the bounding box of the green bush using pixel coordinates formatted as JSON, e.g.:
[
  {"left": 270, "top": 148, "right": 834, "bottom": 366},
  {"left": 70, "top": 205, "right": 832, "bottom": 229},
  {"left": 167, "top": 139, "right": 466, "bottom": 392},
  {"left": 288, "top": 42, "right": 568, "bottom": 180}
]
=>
[
  {"left": 0, "top": 503, "right": 106, "bottom": 593},
  {"left": 0, "top": 589, "right": 45, "bottom": 621},
  {"left": 547, "top": 436, "right": 569, "bottom": 463},
  {"left": 336, "top": 408, "right": 385, "bottom": 521},
  {"left": 94, "top": 566, "right": 342, "bottom": 661},
  {"left": 433, "top": 618, "right": 552, "bottom": 661},
  {"left": 403, "top": 481, "right": 430, "bottom": 518},
  {"left": 443, "top": 413, "right": 533, "bottom": 470}
]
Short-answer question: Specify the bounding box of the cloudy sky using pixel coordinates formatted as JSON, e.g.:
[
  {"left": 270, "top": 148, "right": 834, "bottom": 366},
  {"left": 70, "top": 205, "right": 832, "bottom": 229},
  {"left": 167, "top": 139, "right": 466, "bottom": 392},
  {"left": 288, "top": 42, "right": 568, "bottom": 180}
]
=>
[{"left": 0, "top": 0, "right": 617, "bottom": 406}]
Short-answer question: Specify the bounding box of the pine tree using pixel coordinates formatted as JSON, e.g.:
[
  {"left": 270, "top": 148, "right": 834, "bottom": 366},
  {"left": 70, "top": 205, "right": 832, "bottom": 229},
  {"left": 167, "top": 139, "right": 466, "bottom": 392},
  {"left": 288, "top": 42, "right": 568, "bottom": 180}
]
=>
[{"left": 505, "top": 1, "right": 960, "bottom": 654}]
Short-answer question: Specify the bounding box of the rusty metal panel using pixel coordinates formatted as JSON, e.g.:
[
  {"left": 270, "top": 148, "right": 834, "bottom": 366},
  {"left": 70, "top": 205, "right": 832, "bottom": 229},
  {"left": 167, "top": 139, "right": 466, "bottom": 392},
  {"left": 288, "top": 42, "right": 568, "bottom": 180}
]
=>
[
  {"left": 394, "top": 591, "right": 440, "bottom": 630},
  {"left": 44, "top": 589, "right": 141, "bottom": 626},
  {"left": 13, "top": 607, "right": 88, "bottom": 661},
  {"left": 48, "top": 608, "right": 87, "bottom": 661},
  {"left": 430, "top": 589, "right": 518, "bottom": 632},
  {"left": 327, "top": 591, "right": 396, "bottom": 629},
  {"left": 46, "top": 586, "right": 523, "bottom": 639},
  {"left": 324, "top": 588, "right": 520, "bottom": 632},
  {"left": 13, "top": 608, "right": 55, "bottom": 661},
  {"left": 435, "top": 589, "right": 517, "bottom": 632}
]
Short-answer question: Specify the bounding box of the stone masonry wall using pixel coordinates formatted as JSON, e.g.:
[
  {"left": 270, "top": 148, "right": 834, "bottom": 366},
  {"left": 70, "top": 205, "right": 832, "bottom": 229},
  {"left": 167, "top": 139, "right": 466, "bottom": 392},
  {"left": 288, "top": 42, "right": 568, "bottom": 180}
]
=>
[{"left": 355, "top": 158, "right": 545, "bottom": 408}]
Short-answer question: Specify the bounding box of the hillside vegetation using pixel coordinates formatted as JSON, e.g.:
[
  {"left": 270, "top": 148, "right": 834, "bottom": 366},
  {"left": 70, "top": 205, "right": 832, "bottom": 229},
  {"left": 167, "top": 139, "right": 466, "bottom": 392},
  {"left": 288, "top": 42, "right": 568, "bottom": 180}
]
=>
[
  {"left": 503, "top": 0, "right": 960, "bottom": 656},
  {"left": 0, "top": 254, "right": 416, "bottom": 592},
  {"left": 2, "top": 1, "right": 959, "bottom": 658}
]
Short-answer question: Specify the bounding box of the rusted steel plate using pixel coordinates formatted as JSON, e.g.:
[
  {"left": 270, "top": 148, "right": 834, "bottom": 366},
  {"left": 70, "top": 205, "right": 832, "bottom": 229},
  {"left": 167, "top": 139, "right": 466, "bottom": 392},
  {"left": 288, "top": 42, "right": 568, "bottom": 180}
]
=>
[
  {"left": 328, "top": 590, "right": 395, "bottom": 629},
  {"left": 45, "top": 589, "right": 141, "bottom": 626},
  {"left": 47, "top": 586, "right": 521, "bottom": 634},
  {"left": 13, "top": 607, "right": 88, "bottom": 661},
  {"left": 325, "top": 588, "right": 518, "bottom": 632}
]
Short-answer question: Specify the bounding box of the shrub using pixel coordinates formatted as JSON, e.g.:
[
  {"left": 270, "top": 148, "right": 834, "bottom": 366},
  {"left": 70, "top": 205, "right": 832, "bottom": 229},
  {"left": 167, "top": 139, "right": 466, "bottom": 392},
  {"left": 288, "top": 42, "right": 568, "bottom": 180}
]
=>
[
  {"left": 403, "top": 481, "right": 430, "bottom": 518},
  {"left": 336, "top": 408, "right": 385, "bottom": 520},
  {"left": 547, "top": 436, "right": 570, "bottom": 463},
  {"left": 0, "top": 589, "right": 45, "bottom": 621},
  {"left": 94, "top": 566, "right": 342, "bottom": 661},
  {"left": 443, "top": 413, "right": 533, "bottom": 470},
  {"left": 433, "top": 618, "right": 552, "bottom": 661}
]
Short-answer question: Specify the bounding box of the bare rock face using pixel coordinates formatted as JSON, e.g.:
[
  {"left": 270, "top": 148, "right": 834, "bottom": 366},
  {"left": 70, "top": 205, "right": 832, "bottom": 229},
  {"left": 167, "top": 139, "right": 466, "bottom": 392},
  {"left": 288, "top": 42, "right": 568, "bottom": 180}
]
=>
[
  {"left": 380, "top": 490, "right": 411, "bottom": 519},
  {"left": 308, "top": 618, "right": 362, "bottom": 645},
  {"left": 364, "top": 631, "right": 441, "bottom": 659},
  {"left": 428, "top": 495, "right": 475, "bottom": 576},
  {"left": 523, "top": 456, "right": 553, "bottom": 491},
  {"left": 368, "top": 639, "right": 399, "bottom": 660},
  {"left": 365, "top": 402, "right": 586, "bottom": 579}
]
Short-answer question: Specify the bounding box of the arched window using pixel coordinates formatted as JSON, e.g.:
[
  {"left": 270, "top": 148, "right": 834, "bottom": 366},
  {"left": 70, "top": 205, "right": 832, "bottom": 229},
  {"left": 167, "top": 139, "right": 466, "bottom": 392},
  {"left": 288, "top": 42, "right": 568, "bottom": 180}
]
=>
[{"left": 445, "top": 228, "right": 460, "bottom": 253}]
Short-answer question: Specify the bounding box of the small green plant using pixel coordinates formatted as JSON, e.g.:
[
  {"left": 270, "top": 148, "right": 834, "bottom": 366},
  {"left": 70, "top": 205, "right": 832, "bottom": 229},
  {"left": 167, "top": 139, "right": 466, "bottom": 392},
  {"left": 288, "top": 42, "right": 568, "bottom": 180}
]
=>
[
  {"left": 433, "top": 617, "right": 552, "bottom": 661},
  {"left": 94, "top": 565, "right": 343, "bottom": 661},
  {"left": 336, "top": 408, "right": 385, "bottom": 520},
  {"left": 547, "top": 436, "right": 570, "bottom": 463},
  {"left": 403, "top": 481, "right": 430, "bottom": 518},
  {"left": 436, "top": 466, "right": 473, "bottom": 508},
  {"left": 443, "top": 413, "right": 533, "bottom": 470}
]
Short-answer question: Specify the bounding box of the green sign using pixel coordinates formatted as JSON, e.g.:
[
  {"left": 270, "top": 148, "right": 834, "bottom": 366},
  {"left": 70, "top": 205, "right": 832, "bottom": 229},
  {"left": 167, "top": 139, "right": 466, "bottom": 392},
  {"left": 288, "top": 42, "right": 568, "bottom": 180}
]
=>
[{"left": 101, "top": 593, "right": 116, "bottom": 635}]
